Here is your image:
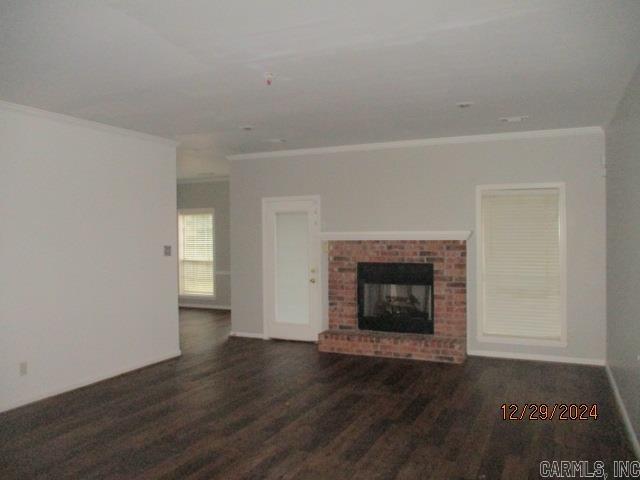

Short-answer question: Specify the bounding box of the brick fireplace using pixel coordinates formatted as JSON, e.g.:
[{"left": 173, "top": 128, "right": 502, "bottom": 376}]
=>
[{"left": 318, "top": 239, "right": 467, "bottom": 363}]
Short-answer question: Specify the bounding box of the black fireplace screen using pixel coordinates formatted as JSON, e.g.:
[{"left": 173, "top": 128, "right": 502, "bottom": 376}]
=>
[
  {"left": 363, "top": 283, "right": 431, "bottom": 318},
  {"left": 357, "top": 263, "right": 434, "bottom": 334}
]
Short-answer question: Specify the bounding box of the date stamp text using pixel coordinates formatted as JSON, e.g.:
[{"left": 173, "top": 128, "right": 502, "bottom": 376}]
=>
[{"left": 500, "top": 403, "right": 599, "bottom": 421}]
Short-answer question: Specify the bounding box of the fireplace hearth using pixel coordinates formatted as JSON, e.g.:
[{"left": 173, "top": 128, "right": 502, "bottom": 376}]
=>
[
  {"left": 357, "top": 262, "right": 434, "bottom": 334},
  {"left": 319, "top": 239, "right": 467, "bottom": 363}
]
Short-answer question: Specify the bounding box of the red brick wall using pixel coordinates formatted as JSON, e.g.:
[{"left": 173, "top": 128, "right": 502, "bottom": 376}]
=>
[
  {"left": 328, "top": 240, "right": 467, "bottom": 338},
  {"left": 320, "top": 240, "right": 467, "bottom": 363},
  {"left": 318, "top": 330, "right": 465, "bottom": 363}
]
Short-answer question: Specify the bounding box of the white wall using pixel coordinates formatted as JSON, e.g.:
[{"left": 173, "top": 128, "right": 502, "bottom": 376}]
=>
[
  {"left": 606, "top": 64, "right": 640, "bottom": 453},
  {"left": 177, "top": 180, "right": 231, "bottom": 308},
  {"left": 0, "top": 102, "right": 179, "bottom": 412},
  {"left": 230, "top": 129, "right": 606, "bottom": 364}
]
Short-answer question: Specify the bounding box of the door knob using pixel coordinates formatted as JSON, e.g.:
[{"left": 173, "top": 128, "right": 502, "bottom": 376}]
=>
[{"left": 310, "top": 278, "right": 316, "bottom": 283}]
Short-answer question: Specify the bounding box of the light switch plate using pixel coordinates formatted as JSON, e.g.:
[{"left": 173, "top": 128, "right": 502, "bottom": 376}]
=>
[{"left": 164, "top": 245, "right": 172, "bottom": 256}]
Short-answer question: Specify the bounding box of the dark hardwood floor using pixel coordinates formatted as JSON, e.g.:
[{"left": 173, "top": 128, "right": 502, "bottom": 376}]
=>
[{"left": 0, "top": 308, "right": 634, "bottom": 479}]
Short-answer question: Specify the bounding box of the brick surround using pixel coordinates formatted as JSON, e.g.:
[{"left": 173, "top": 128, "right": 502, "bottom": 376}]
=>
[{"left": 318, "top": 240, "right": 467, "bottom": 363}]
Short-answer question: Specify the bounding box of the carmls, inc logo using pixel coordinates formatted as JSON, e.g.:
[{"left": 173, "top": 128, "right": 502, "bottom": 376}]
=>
[{"left": 539, "top": 460, "right": 640, "bottom": 478}]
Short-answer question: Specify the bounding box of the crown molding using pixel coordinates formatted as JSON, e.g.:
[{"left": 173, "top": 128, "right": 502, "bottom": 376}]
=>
[
  {"left": 0, "top": 99, "right": 178, "bottom": 147},
  {"left": 226, "top": 126, "right": 603, "bottom": 161},
  {"left": 177, "top": 174, "right": 230, "bottom": 185}
]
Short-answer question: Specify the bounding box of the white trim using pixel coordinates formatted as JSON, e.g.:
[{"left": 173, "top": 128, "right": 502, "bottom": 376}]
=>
[
  {"left": 474, "top": 334, "right": 567, "bottom": 347},
  {"left": 230, "top": 331, "right": 266, "bottom": 339},
  {"left": 262, "top": 195, "right": 323, "bottom": 204},
  {"left": 0, "top": 350, "right": 182, "bottom": 413},
  {"left": 476, "top": 182, "right": 568, "bottom": 347},
  {"left": 606, "top": 366, "right": 640, "bottom": 459},
  {"left": 177, "top": 175, "right": 229, "bottom": 185},
  {"left": 227, "top": 127, "right": 603, "bottom": 161},
  {"left": 0, "top": 99, "right": 178, "bottom": 147},
  {"left": 178, "top": 207, "right": 215, "bottom": 215},
  {"left": 468, "top": 349, "right": 605, "bottom": 366},
  {"left": 179, "top": 303, "right": 231, "bottom": 310},
  {"left": 262, "top": 201, "right": 269, "bottom": 340},
  {"left": 319, "top": 230, "right": 472, "bottom": 241}
]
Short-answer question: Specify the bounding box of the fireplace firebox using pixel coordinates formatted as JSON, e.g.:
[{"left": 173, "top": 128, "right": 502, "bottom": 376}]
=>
[{"left": 357, "top": 262, "right": 434, "bottom": 334}]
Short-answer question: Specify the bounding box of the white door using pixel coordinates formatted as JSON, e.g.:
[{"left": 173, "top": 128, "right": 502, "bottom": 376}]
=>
[{"left": 262, "top": 196, "right": 321, "bottom": 341}]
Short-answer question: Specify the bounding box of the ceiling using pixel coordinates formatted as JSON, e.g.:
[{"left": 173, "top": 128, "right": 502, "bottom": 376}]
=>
[{"left": 2, "top": 0, "right": 640, "bottom": 179}]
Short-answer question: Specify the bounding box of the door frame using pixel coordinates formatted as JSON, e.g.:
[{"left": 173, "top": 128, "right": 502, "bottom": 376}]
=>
[{"left": 261, "top": 195, "right": 322, "bottom": 341}]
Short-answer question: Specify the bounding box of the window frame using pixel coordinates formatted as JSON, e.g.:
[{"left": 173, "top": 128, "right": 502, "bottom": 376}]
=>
[
  {"left": 178, "top": 207, "right": 215, "bottom": 298},
  {"left": 475, "top": 182, "right": 567, "bottom": 347}
]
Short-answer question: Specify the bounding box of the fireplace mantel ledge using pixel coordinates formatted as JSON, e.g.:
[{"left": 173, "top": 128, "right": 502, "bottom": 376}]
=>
[{"left": 319, "top": 230, "right": 472, "bottom": 241}]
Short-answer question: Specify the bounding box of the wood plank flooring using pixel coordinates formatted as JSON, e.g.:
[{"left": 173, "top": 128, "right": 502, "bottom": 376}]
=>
[{"left": 0, "top": 308, "right": 634, "bottom": 479}]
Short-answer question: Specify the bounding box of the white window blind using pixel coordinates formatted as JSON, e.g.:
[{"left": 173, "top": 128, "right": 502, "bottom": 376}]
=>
[
  {"left": 179, "top": 211, "right": 215, "bottom": 296},
  {"left": 479, "top": 186, "right": 564, "bottom": 341}
]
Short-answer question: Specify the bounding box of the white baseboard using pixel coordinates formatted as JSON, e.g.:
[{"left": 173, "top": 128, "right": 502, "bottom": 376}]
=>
[
  {"left": 179, "top": 303, "right": 231, "bottom": 310},
  {"left": 230, "top": 331, "right": 266, "bottom": 339},
  {"left": 606, "top": 365, "right": 640, "bottom": 459},
  {"left": 467, "top": 349, "right": 606, "bottom": 366},
  {"left": 0, "top": 350, "right": 182, "bottom": 413}
]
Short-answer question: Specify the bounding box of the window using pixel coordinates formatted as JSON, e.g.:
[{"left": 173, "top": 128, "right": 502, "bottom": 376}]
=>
[
  {"left": 477, "top": 184, "right": 566, "bottom": 345},
  {"left": 178, "top": 209, "right": 215, "bottom": 296}
]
